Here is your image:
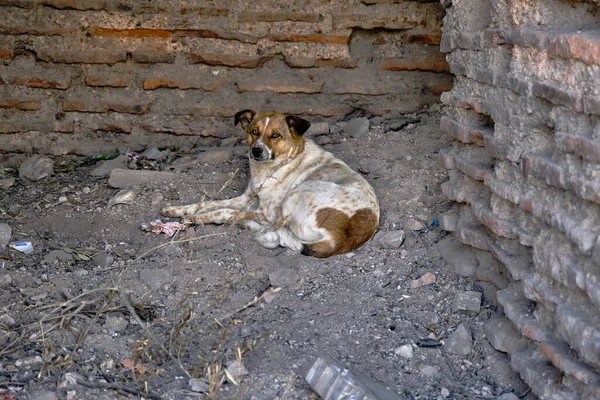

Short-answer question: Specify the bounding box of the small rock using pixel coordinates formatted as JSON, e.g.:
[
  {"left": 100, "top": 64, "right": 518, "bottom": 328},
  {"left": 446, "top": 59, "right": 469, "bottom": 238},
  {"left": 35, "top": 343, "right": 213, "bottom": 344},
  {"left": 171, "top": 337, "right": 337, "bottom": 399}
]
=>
[
  {"left": 0, "top": 223, "right": 11, "bottom": 248},
  {"left": 374, "top": 230, "right": 406, "bottom": 249},
  {"left": 388, "top": 117, "right": 419, "bottom": 131},
  {"left": 420, "top": 365, "right": 439, "bottom": 377},
  {"left": 92, "top": 252, "right": 114, "bottom": 268},
  {"left": 90, "top": 155, "right": 129, "bottom": 177},
  {"left": 59, "top": 372, "right": 83, "bottom": 389},
  {"left": 404, "top": 218, "right": 425, "bottom": 231},
  {"left": 220, "top": 137, "right": 239, "bottom": 147},
  {"left": 104, "top": 314, "right": 128, "bottom": 332},
  {"left": 15, "top": 355, "right": 43, "bottom": 370},
  {"left": 140, "top": 268, "right": 173, "bottom": 290},
  {"left": 410, "top": 272, "right": 436, "bottom": 288},
  {"left": 43, "top": 250, "right": 73, "bottom": 263},
  {"left": 19, "top": 155, "right": 54, "bottom": 181},
  {"left": 344, "top": 117, "right": 370, "bottom": 139},
  {"left": 0, "top": 313, "right": 16, "bottom": 326},
  {"left": 452, "top": 291, "right": 482, "bottom": 312},
  {"left": 438, "top": 213, "right": 458, "bottom": 232},
  {"left": 189, "top": 378, "right": 209, "bottom": 393},
  {"left": 108, "top": 169, "right": 178, "bottom": 189},
  {"left": 444, "top": 323, "right": 473, "bottom": 356},
  {"left": 497, "top": 394, "right": 519, "bottom": 400},
  {"left": 226, "top": 360, "right": 249, "bottom": 378},
  {"left": 196, "top": 148, "right": 233, "bottom": 164},
  {"left": 483, "top": 317, "right": 528, "bottom": 354},
  {"left": 394, "top": 344, "right": 413, "bottom": 358},
  {"left": 441, "top": 387, "right": 450, "bottom": 398},
  {"left": 141, "top": 146, "right": 167, "bottom": 161},
  {"left": 306, "top": 122, "right": 330, "bottom": 137},
  {"left": 100, "top": 358, "right": 115, "bottom": 373},
  {"left": 269, "top": 266, "right": 301, "bottom": 288},
  {"left": 0, "top": 274, "right": 12, "bottom": 288},
  {"left": 0, "top": 177, "right": 15, "bottom": 189}
]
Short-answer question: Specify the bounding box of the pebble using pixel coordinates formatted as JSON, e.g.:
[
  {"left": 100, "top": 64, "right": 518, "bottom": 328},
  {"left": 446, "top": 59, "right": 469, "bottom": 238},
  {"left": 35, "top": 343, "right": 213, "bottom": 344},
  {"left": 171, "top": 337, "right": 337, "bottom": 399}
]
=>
[
  {"left": 189, "top": 378, "right": 209, "bottom": 393},
  {"left": 452, "top": 291, "right": 482, "bottom": 312},
  {"left": 441, "top": 387, "right": 450, "bottom": 398},
  {"left": 90, "top": 155, "right": 129, "bottom": 177},
  {"left": 15, "top": 355, "right": 43, "bottom": 370},
  {"left": 404, "top": 218, "right": 425, "bottom": 231},
  {"left": 43, "top": 250, "right": 74, "bottom": 263},
  {"left": 394, "top": 344, "right": 413, "bottom": 358},
  {"left": 0, "top": 223, "right": 11, "bottom": 248},
  {"left": 19, "top": 155, "right": 54, "bottom": 181},
  {"left": 104, "top": 314, "right": 129, "bottom": 332},
  {"left": 226, "top": 360, "right": 249, "bottom": 378},
  {"left": 410, "top": 272, "right": 436, "bottom": 288},
  {"left": 0, "top": 274, "right": 12, "bottom": 288},
  {"left": 108, "top": 169, "right": 178, "bottom": 189},
  {"left": 344, "top": 117, "right": 370, "bottom": 139},
  {"left": 420, "top": 365, "right": 439, "bottom": 377},
  {"left": 374, "top": 230, "right": 406, "bottom": 249},
  {"left": 140, "top": 268, "right": 173, "bottom": 290},
  {"left": 444, "top": 323, "right": 473, "bottom": 356}
]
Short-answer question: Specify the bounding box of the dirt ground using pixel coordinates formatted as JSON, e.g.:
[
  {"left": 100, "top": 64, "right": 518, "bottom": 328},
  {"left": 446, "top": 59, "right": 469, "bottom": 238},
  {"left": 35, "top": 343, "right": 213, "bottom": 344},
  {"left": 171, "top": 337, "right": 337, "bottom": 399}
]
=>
[{"left": 0, "top": 107, "right": 532, "bottom": 400}]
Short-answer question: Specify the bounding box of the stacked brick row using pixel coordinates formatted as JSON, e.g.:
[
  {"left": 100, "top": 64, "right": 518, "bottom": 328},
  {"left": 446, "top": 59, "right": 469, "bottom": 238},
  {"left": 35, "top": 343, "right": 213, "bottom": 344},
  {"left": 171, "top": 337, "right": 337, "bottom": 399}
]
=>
[
  {"left": 439, "top": 0, "right": 600, "bottom": 399},
  {"left": 0, "top": 0, "right": 453, "bottom": 156}
]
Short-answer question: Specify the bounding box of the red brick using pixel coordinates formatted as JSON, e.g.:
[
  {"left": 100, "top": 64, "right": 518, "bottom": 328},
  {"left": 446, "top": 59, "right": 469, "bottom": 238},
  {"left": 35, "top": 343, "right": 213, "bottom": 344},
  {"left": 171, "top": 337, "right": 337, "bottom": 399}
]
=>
[
  {"left": 270, "top": 34, "right": 350, "bottom": 45},
  {"left": 542, "top": 340, "right": 600, "bottom": 385},
  {"left": 95, "top": 123, "right": 132, "bottom": 133},
  {"left": 546, "top": 30, "right": 600, "bottom": 66},
  {"left": 0, "top": 120, "right": 73, "bottom": 133},
  {"left": 471, "top": 200, "right": 518, "bottom": 239},
  {"left": 0, "top": 49, "right": 14, "bottom": 59},
  {"left": 174, "top": 30, "right": 258, "bottom": 44},
  {"left": 238, "top": 12, "right": 320, "bottom": 23},
  {"left": 37, "top": 50, "right": 126, "bottom": 64},
  {"left": 532, "top": 81, "right": 583, "bottom": 112},
  {"left": 63, "top": 101, "right": 150, "bottom": 114},
  {"left": 380, "top": 56, "right": 450, "bottom": 73},
  {"left": 130, "top": 51, "right": 175, "bottom": 64},
  {"left": 41, "top": 0, "right": 107, "bottom": 10},
  {"left": 456, "top": 222, "right": 491, "bottom": 251},
  {"left": 14, "top": 77, "right": 70, "bottom": 90},
  {"left": 89, "top": 27, "right": 172, "bottom": 39},
  {"left": 237, "top": 82, "right": 323, "bottom": 94},
  {"left": 180, "top": 7, "right": 228, "bottom": 16},
  {"left": 583, "top": 95, "right": 600, "bottom": 115},
  {"left": 0, "top": 26, "right": 76, "bottom": 36},
  {"left": 0, "top": 100, "right": 39, "bottom": 111},
  {"left": 188, "top": 53, "right": 262, "bottom": 68},
  {"left": 0, "top": 0, "right": 34, "bottom": 8},
  {"left": 440, "top": 115, "right": 492, "bottom": 146},
  {"left": 556, "top": 132, "right": 600, "bottom": 162},
  {"left": 85, "top": 75, "right": 129, "bottom": 88},
  {"left": 283, "top": 56, "right": 357, "bottom": 69},
  {"left": 405, "top": 34, "right": 442, "bottom": 45},
  {"left": 333, "top": 14, "right": 419, "bottom": 30},
  {"left": 449, "top": 152, "right": 492, "bottom": 181},
  {"left": 143, "top": 78, "right": 224, "bottom": 91}
]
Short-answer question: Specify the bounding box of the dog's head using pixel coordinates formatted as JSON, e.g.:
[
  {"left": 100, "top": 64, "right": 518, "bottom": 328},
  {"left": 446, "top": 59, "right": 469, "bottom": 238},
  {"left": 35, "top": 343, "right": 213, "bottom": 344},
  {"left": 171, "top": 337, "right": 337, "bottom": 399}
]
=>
[{"left": 234, "top": 110, "right": 311, "bottom": 162}]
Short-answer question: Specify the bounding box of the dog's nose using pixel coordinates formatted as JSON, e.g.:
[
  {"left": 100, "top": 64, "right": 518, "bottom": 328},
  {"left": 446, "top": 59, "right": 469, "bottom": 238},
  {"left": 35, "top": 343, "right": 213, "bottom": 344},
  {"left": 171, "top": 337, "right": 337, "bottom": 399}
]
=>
[{"left": 252, "top": 147, "right": 263, "bottom": 158}]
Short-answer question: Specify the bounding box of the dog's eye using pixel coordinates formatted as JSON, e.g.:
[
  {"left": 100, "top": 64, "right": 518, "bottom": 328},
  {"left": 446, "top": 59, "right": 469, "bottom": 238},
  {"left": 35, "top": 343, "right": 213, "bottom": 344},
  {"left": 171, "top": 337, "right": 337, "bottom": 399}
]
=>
[
  {"left": 271, "top": 133, "right": 281, "bottom": 139},
  {"left": 251, "top": 129, "right": 260, "bottom": 136}
]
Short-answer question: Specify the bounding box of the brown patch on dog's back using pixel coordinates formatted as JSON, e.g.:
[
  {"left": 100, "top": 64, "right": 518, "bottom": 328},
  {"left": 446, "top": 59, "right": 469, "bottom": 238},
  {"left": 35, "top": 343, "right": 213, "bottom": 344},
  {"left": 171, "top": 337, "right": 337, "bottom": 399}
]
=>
[{"left": 302, "top": 208, "right": 378, "bottom": 258}]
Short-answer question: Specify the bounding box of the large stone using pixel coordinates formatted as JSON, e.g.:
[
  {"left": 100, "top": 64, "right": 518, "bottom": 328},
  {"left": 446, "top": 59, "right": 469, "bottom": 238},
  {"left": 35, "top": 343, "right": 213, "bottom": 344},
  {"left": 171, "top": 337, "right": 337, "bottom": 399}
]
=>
[
  {"left": 444, "top": 323, "right": 473, "bottom": 356},
  {"left": 439, "top": 237, "right": 478, "bottom": 277},
  {"left": 196, "top": 148, "right": 233, "bottom": 164},
  {"left": 90, "top": 155, "right": 129, "bottom": 177},
  {"left": 483, "top": 317, "right": 529, "bottom": 354},
  {"left": 452, "top": 291, "right": 482, "bottom": 312},
  {"left": 344, "top": 117, "right": 370, "bottom": 139},
  {"left": 0, "top": 223, "right": 11, "bottom": 248},
  {"left": 140, "top": 268, "right": 173, "bottom": 290},
  {"left": 306, "top": 122, "right": 330, "bottom": 137},
  {"left": 108, "top": 169, "right": 178, "bottom": 189},
  {"left": 19, "top": 155, "right": 54, "bottom": 181}
]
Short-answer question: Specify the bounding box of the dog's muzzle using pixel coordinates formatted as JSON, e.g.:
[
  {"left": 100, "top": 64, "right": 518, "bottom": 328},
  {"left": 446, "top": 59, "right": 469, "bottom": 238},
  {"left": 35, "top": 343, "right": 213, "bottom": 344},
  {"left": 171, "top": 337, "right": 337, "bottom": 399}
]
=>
[{"left": 250, "top": 141, "right": 273, "bottom": 161}]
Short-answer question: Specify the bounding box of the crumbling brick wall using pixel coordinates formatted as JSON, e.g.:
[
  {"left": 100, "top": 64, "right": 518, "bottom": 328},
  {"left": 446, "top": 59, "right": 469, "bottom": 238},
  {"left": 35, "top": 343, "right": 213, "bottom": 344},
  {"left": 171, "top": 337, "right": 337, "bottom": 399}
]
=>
[
  {"left": 439, "top": 0, "right": 600, "bottom": 398},
  {"left": 0, "top": 0, "right": 452, "bottom": 156}
]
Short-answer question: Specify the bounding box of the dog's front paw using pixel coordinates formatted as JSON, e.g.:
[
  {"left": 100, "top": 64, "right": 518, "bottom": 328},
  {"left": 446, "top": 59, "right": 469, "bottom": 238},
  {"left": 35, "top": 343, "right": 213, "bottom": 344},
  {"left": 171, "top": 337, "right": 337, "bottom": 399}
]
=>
[
  {"left": 255, "top": 231, "right": 280, "bottom": 249},
  {"left": 161, "top": 206, "right": 179, "bottom": 217}
]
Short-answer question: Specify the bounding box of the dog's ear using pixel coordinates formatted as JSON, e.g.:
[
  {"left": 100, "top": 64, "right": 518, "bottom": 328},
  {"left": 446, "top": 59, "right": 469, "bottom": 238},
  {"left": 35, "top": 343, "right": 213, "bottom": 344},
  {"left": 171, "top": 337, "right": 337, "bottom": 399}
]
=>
[
  {"left": 234, "top": 109, "right": 256, "bottom": 131},
  {"left": 285, "top": 115, "right": 311, "bottom": 136}
]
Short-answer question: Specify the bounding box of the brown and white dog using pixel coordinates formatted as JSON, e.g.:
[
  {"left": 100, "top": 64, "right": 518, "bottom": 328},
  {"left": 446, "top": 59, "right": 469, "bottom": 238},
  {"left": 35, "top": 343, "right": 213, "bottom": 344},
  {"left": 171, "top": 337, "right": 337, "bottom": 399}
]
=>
[{"left": 161, "top": 110, "right": 379, "bottom": 258}]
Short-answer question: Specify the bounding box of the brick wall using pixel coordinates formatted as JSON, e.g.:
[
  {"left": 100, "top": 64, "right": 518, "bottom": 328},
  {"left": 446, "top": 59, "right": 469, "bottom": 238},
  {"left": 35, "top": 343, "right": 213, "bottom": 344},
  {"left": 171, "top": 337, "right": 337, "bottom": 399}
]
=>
[
  {"left": 439, "top": 0, "right": 600, "bottom": 398},
  {"left": 0, "top": 0, "right": 452, "bottom": 155}
]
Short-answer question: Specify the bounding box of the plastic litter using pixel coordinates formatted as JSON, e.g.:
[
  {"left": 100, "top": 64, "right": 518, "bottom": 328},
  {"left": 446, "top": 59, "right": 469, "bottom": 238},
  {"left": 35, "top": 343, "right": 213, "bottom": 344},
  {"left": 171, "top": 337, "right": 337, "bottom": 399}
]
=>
[
  {"left": 9, "top": 241, "right": 33, "bottom": 254},
  {"left": 141, "top": 219, "right": 186, "bottom": 238},
  {"left": 416, "top": 337, "right": 443, "bottom": 348},
  {"left": 306, "top": 357, "right": 403, "bottom": 400}
]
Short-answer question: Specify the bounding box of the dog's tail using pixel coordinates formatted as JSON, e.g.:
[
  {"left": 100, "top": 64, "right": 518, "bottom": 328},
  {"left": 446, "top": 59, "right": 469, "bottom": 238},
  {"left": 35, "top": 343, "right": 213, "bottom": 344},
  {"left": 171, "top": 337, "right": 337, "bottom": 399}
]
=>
[{"left": 301, "top": 208, "right": 378, "bottom": 258}]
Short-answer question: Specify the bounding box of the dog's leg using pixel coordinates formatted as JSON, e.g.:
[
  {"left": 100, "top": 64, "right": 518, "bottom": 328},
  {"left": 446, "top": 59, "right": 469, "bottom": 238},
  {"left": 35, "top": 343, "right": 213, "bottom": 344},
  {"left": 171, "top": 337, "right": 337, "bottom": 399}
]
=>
[
  {"left": 182, "top": 209, "right": 267, "bottom": 227},
  {"left": 162, "top": 186, "right": 256, "bottom": 217}
]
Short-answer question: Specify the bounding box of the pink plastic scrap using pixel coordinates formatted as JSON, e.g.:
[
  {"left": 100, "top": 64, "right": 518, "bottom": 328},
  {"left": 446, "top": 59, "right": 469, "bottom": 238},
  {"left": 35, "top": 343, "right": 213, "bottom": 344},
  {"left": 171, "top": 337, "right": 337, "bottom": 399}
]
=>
[{"left": 141, "top": 219, "right": 186, "bottom": 238}]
